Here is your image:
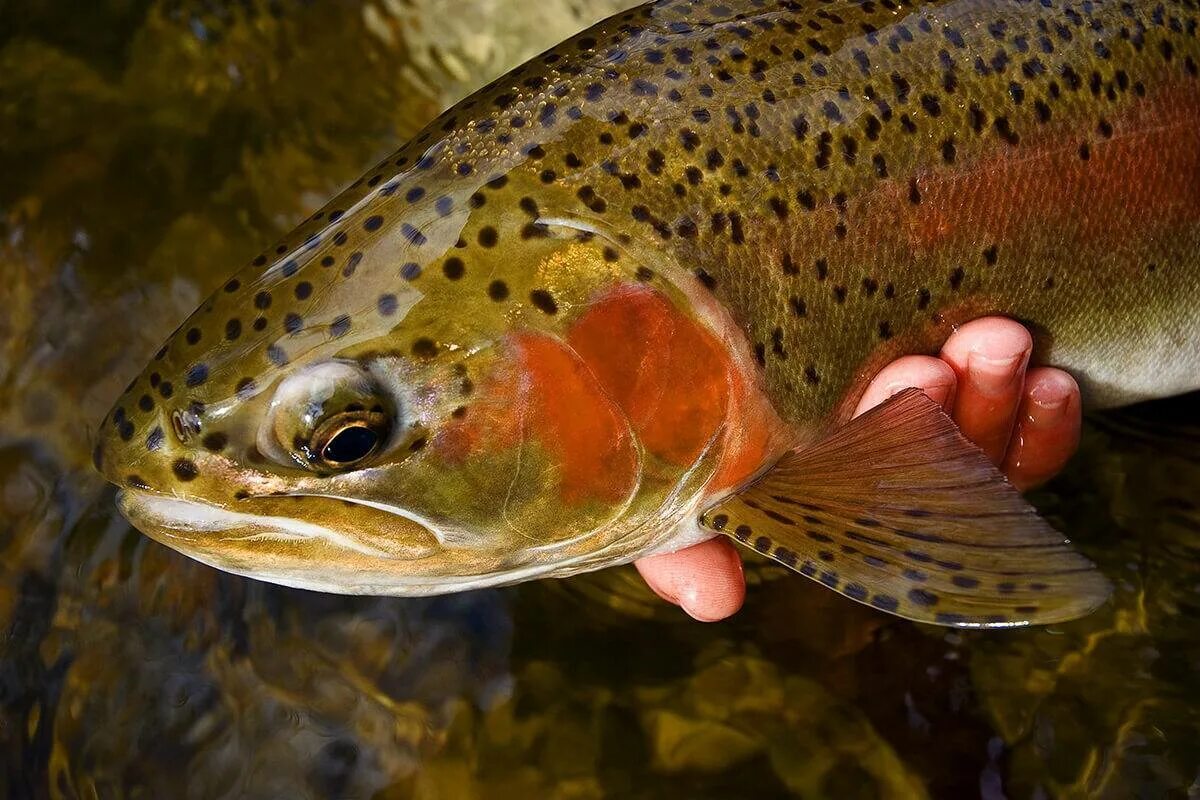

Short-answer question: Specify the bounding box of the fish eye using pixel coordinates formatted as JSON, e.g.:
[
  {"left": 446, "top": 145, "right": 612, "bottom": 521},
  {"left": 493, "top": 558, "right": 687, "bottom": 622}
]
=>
[
  {"left": 314, "top": 416, "right": 386, "bottom": 467},
  {"left": 262, "top": 361, "right": 397, "bottom": 472}
]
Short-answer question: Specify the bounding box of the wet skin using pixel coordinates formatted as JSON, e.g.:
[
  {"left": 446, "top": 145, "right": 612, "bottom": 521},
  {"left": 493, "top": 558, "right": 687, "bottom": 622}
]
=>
[
  {"left": 92, "top": 0, "right": 1197, "bottom": 623},
  {"left": 637, "top": 316, "right": 1082, "bottom": 621}
]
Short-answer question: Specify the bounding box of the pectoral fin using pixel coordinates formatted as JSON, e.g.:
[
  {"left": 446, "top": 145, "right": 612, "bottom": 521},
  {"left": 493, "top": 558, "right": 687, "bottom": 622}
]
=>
[{"left": 700, "top": 388, "right": 1111, "bottom": 628}]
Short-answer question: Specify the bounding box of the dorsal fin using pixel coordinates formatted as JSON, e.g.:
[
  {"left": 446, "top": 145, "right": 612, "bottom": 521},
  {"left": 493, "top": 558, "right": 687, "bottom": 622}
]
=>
[{"left": 701, "top": 389, "right": 1111, "bottom": 628}]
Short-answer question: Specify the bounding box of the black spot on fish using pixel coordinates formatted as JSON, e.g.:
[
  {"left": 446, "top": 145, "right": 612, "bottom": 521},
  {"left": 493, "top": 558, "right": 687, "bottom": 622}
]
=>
[
  {"left": 530, "top": 289, "right": 558, "bottom": 314},
  {"left": 411, "top": 338, "right": 439, "bottom": 359},
  {"left": 907, "top": 588, "right": 939, "bottom": 606},
  {"left": 401, "top": 224, "right": 427, "bottom": 246},
  {"left": 202, "top": 432, "right": 227, "bottom": 452},
  {"left": 185, "top": 364, "right": 208, "bottom": 387},
  {"left": 330, "top": 315, "right": 351, "bottom": 338},
  {"left": 146, "top": 426, "right": 165, "bottom": 450},
  {"left": 172, "top": 459, "right": 199, "bottom": 481}
]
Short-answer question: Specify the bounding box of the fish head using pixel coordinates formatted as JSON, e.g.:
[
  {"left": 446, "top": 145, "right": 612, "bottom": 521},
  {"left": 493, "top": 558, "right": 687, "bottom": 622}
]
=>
[{"left": 93, "top": 164, "right": 773, "bottom": 594}]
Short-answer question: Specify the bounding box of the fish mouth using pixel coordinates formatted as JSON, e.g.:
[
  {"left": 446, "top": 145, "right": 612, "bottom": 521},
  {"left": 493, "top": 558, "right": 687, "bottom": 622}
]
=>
[
  {"left": 116, "top": 488, "right": 438, "bottom": 592},
  {"left": 114, "top": 489, "right": 588, "bottom": 595}
]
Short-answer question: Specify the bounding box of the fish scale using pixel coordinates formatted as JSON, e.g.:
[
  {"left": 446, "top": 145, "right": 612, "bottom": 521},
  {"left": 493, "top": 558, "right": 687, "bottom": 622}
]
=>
[
  {"left": 112, "top": 0, "right": 1200, "bottom": 419},
  {"left": 142, "top": 0, "right": 1198, "bottom": 424},
  {"left": 509, "top": 0, "right": 1200, "bottom": 422},
  {"left": 95, "top": 0, "right": 1200, "bottom": 626}
]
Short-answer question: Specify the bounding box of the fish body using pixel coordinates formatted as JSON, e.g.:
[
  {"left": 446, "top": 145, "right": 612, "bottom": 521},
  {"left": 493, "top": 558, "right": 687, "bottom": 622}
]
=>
[{"left": 96, "top": 0, "right": 1200, "bottom": 624}]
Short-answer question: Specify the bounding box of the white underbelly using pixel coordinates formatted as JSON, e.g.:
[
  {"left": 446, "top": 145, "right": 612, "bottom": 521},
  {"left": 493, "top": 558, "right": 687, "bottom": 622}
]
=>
[{"left": 1050, "top": 299, "right": 1200, "bottom": 408}]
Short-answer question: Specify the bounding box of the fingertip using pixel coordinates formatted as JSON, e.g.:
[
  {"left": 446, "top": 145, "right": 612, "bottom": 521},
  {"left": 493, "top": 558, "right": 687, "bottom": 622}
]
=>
[
  {"left": 1025, "top": 367, "right": 1080, "bottom": 424},
  {"left": 940, "top": 317, "right": 1032, "bottom": 464},
  {"left": 855, "top": 356, "right": 957, "bottom": 417},
  {"left": 1003, "top": 367, "right": 1081, "bottom": 490},
  {"left": 634, "top": 537, "right": 745, "bottom": 622},
  {"left": 940, "top": 317, "right": 1033, "bottom": 371},
  {"left": 677, "top": 538, "right": 745, "bottom": 621}
]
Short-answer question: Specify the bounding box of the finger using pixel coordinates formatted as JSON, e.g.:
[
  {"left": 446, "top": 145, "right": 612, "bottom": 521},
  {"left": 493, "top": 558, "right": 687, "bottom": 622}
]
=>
[
  {"left": 940, "top": 317, "right": 1032, "bottom": 465},
  {"left": 634, "top": 537, "right": 745, "bottom": 622},
  {"left": 1002, "top": 367, "right": 1081, "bottom": 491},
  {"left": 855, "top": 355, "right": 958, "bottom": 417}
]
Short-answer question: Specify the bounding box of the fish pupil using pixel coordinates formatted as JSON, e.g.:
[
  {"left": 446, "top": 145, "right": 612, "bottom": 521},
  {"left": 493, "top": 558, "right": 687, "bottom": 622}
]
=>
[{"left": 321, "top": 425, "right": 380, "bottom": 465}]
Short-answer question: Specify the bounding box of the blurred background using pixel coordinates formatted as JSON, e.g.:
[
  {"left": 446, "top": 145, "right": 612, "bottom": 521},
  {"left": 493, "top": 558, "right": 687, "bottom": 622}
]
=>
[{"left": 1, "top": 1, "right": 1198, "bottom": 797}]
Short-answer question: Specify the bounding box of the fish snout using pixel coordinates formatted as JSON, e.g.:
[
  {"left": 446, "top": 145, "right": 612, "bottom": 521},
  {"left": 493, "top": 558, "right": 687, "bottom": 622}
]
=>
[{"left": 93, "top": 389, "right": 195, "bottom": 495}]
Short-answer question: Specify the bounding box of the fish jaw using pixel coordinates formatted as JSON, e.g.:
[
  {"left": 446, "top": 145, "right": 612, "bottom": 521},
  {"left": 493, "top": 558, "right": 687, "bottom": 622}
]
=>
[
  {"left": 115, "top": 487, "right": 634, "bottom": 595},
  {"left": 116, "top": 487, "right": 440, "bottom": 592}
]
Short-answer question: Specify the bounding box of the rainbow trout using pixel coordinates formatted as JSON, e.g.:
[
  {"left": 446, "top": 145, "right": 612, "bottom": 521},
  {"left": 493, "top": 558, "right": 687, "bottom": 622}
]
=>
[{"left": 94, "top": 0, "right": 1200, "bottom": 627}]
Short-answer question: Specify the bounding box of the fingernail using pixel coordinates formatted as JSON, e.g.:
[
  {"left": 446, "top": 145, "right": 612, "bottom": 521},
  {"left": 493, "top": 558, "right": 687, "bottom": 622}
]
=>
[
  {"left": 1026, "top": 377, "right": 1071, "bottom": 427},
  {"left": 967, "top": 351, "right": 1026, "bottom": 397}
]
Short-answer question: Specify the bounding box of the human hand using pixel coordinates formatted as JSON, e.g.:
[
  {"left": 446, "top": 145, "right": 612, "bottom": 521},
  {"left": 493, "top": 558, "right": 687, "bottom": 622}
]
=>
[{"left": 634, "top": 317, "right": 1081, "bottom": 621}]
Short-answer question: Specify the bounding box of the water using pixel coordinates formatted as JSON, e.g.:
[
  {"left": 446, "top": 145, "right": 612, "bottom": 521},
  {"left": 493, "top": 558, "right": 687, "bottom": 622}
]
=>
[{"left": 2, "top": 2, "right": 1198, "bottom": 797}]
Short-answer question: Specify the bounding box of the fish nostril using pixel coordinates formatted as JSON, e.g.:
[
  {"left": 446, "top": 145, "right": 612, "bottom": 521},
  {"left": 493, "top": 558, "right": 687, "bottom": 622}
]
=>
[{"left": 170, "top": 406, "right": 202, "bottom": 444}]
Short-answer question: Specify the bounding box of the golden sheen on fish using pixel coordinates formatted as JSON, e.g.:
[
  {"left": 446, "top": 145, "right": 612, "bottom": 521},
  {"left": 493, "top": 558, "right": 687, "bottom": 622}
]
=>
[{"left": 94, "top": 0, "right": 1200, "bottom": 627}]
